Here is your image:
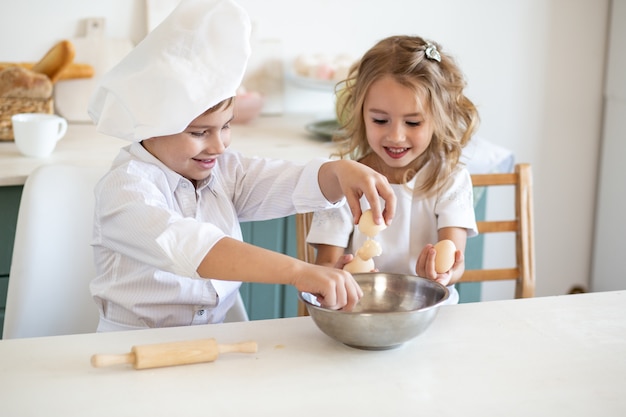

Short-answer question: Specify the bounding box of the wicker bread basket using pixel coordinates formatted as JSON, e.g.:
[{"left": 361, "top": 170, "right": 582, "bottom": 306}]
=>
[{"left": 0, "top": 96, "right": 54, "bottom": 141}]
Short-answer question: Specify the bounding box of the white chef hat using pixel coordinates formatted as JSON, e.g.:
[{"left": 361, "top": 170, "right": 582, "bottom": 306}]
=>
[{"left": 88, "top": 0, "right": 251, "bottom": 141}]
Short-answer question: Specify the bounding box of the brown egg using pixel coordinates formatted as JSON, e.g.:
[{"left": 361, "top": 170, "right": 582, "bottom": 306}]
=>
[{"left": 434, "top": 239, "right": 456, "bottom": 274}]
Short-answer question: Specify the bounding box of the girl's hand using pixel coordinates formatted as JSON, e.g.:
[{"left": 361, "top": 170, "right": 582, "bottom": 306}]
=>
[
  {"left": 333, "top": 254, "right": 354, "bottom": 270},
  {"left": 293, "top": 263, "right": 363, "bottom": 311},
  {"left": 415, "top": 244, "right": 464, "bottom": 287}
]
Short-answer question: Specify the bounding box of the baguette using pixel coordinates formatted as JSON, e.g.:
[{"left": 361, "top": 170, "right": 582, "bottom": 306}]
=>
[
  {"left": 31, "top": 40, "right": 76, "bottom": 82},
  {"left": 57, "top": 62, "right": 94, "bottom": 80},
  {"left": 0, "top": 62, "right": 94, "bottom": 80},
  {"left": 0, "top": 66, "right": 52, "bottom": 98}
]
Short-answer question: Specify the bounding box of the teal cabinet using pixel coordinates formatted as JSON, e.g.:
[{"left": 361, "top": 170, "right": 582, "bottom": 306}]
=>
[
  {"left": 0, "top": 186, "right": 486, "bottom": 337},
  {"left": 239, "top": 190, "right": 487, "bottom": 312},
  {"left": 456, "top": 188, "right": 486, "bottom": 303},
  {"left": 0, "top": 186, "right": 23, "bottom": 337},
  {"left": 0, "top": 182, "right": 300, "bottom": 336},
  {"left": 239, "top": 216, "right": 299, "bottom": 320}
]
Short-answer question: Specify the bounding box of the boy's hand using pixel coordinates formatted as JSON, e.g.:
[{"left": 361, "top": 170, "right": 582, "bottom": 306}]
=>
[{"left": 294, "top": 263, "right": 363, "bottom": 311}]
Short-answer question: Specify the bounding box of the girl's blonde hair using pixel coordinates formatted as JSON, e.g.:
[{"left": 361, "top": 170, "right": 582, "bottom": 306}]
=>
[{"left": 335, "top": 35, "right": 479, "bottom": 193}]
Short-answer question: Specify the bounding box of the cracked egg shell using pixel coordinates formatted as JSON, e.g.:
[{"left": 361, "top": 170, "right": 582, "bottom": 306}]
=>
[{"left": 358, "top": 209, "right": 387, "bottom": 238}]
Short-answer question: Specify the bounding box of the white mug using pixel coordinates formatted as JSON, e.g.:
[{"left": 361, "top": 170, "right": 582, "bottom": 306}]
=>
[{"left": 11, "top": 113, "right": 68, "bottom": 158}]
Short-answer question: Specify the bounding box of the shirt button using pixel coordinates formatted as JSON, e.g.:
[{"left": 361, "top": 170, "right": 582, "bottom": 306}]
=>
[
  {"left": 181, "top": 182, "right": 188, "bottom": 188},
  {"left": 197, "top": 309, "right": 205, "bottom": 316}
]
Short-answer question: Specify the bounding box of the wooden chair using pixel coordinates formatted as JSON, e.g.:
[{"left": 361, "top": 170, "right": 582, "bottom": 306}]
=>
[
  {"left": 462, "top": 163, "right": 535, "bottom": 298},
  {"left": 295, "top": 212, "right": 314, "bottom": 316},
  {"left": 294, "top": 163, "right": 535, "bottom": 312},
  {"left": 295, "top": 212, "right": 315, "bottom": 265}
]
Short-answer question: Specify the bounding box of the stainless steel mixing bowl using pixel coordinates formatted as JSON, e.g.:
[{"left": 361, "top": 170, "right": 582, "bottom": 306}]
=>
[{"left": 299, "top": 272, "right": 449, "bottom": 350}]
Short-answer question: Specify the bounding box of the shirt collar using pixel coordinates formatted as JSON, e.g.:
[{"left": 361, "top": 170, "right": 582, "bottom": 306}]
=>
[{"left": 127, "top": 142, "right": 216, "bottom": 193}]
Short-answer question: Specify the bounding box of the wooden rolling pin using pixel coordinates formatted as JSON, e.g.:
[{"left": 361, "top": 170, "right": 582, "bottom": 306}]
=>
[{"left": 91, "top": 338, "right": 258, "bottom": 370}]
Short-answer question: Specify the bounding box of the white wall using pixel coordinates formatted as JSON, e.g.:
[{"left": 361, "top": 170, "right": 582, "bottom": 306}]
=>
[{"left": 0, "top": 0, "right": 612, "bottom": 299}]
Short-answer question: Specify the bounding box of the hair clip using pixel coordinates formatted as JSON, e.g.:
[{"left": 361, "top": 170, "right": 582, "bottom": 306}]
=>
[{"left": 424, "top": 43, "right": 441, "bottom": 62}]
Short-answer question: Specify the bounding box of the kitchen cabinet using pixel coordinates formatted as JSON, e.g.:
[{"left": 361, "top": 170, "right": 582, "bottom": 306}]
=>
[
  {"left": 0, "top": 187, "right": 485, "bottom": 337},
  {"left": 239, "top": 217, "right": 300, "bottom": 319},
  {"left": 0, "top": 181, "right": 306, "bottom": 330},
  {"left": 238, "top": 193, "right": 488, "bottom": 313},
  {"left": 0, "top": 190, "right": 299, "bottom": 335},
  {"left": 457, "top": 191, "right": 485, "bottom": 302},
  {"left": 0, "top": 186, "right": 22, "bottom": 336},
  {"left": 0, "top": 185, "right": 299, "bottom": 335}
]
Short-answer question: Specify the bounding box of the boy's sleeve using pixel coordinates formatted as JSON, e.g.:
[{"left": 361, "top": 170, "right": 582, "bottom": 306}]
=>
[
  {"left": 292, "top": 158, "right": 346, "bottom": 212},
  {"left": 229, "top": 153, "right": 344, "bottom": 221}
]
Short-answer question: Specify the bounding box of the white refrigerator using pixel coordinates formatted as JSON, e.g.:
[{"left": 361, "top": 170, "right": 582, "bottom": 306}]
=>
[{"left": 591, "top": 0, "right": 626, "bottom": 291}]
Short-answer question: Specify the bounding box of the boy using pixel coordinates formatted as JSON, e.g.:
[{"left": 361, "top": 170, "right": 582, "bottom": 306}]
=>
[{"left": 87, "top": 0, "right": 395, "bottom": 331}]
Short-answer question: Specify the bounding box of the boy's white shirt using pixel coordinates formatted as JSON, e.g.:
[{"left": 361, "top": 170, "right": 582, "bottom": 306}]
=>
[{"left": 91, "top": 142, "right": 339, "bottom": 331}]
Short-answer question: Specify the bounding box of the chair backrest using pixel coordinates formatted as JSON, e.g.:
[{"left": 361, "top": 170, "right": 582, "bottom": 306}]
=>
[
  {"left": 3, "top": 164, "right": 105, "bottom": 338},
  {"left": 462, "top": 163, "right": 535, "bottom": 298},
  {"left": 294, "top": 163, "right": 535, "bottom": 306}
]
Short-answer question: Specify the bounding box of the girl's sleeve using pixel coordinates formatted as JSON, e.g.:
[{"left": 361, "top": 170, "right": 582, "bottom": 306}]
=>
[
  {"left": 306, "top": 204, "right": 354, "bottom": 248},
  {"left": 435, "top": 168, "right": 478, "bottom": 237}
]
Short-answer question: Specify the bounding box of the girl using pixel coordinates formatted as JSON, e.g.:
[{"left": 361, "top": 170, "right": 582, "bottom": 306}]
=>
[{"left": 306, "top": 35, "right": 479, "bottom": 304}]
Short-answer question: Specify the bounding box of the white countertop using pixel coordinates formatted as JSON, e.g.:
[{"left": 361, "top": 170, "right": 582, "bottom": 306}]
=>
[
  {"left": 0, "top": 115, "right": 338, "bottom": 186},
  {"left": 0, "top": 291, "right": 624, "bottom": 416},
  {"left": 0, "top": 114, "right": 514, "bottom": 187}
]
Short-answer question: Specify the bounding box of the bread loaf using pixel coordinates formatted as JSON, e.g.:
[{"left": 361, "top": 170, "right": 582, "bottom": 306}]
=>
[
  {"left": 0, "top": 62, "right": 95, "bottom": 80},
  {"left": 0, "top": 66, "right": 54, "bottom": 140},
  {"left": 31, "top": 40, "right": 75, "bottom": 83},
  {"left": 58, "top": 62, "right": 94, "bottom": 80},
  {"left": 0, "top": 66, "right": 52, "bottom": 98}
]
